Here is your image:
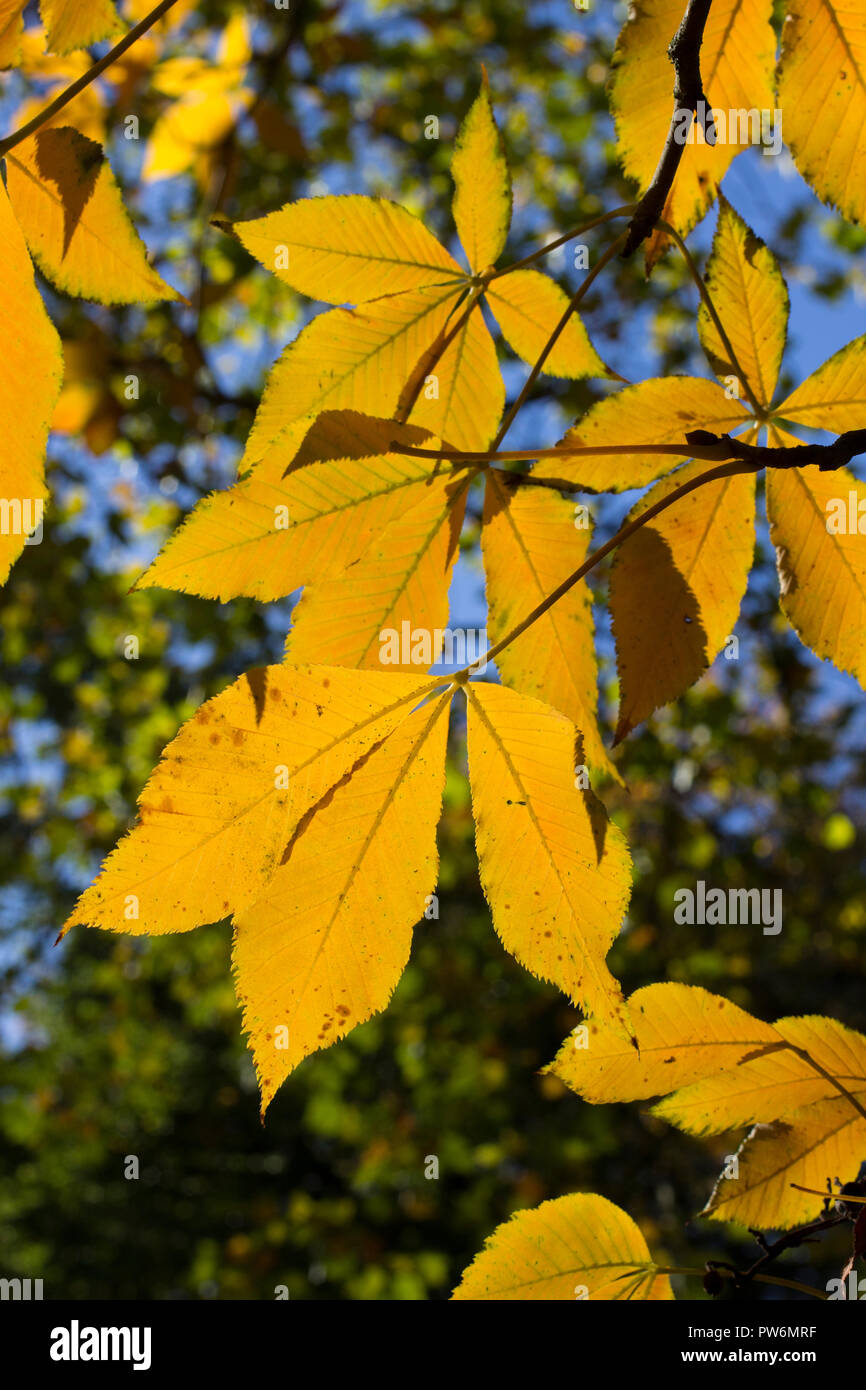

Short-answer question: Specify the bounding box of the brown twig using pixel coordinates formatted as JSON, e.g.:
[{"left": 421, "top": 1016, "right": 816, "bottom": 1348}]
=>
[{"left": 622, "top": 0, "right": 716, "bottom": 258}]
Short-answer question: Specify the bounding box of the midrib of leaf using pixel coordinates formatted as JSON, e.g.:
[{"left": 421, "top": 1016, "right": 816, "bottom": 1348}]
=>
[
  {"left": 466, "top": 1260, "right": 662, "bottom": 1299},
  {"left": 710, "top": 1104, "right": 866, "bottom": 1209}
]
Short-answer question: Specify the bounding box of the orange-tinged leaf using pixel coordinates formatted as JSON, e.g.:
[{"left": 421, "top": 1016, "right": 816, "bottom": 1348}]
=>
[
  {"left": 486, "top": 268, "right": 608, "bottom": 379},
  {"left": 450, "top": 77, "right": 511, "bottom": 274},
  {"left": 777, "top": 0, "right": 866, "bottom": 226},
  {"left": 549, "top": 982, "right": 780, "bottom": 1103},
  {"left": 766, "top": 426, "right": 866, "bottom": 687},
  {"left": 0, "top": 1, "right": 25, "bottom": 65},
  {"left": 6, "top": 127, "right": 180, "bottom": 304},
  {"left": 224, "top": 194, "right": 463, "bottom": 304},
  {"left": 610, "top": 452, "right": 756, "bottom": 741},
  {"left": 452, "top": 1194, "right": 674, "bottom": 1301},
  {"left": 611, "top": 0, "right": 776, "bottom": 262},
  {"left": 534, "top": 377, "right": 749, "bottom": 492},
  {"left": 405, "top": 298, "right": 505, "bottom": 450},
  {"left": 466, "top": 681, "right": 633, "bottom": 1037},
  {"left": 40, "top": 0, "right": 122, "bottom": 55},
  {"left": 286, "top": 472, "right": 470, "bottom": 670},
  {"left": 0, "top": 179, "right": 62, "bottom": 585},
  {"left": 776, "top": 334, "right": 866, "bottom": 433},
  {"left": 239, "top": 285, "right": 463, "bottom": 468},
  {"left": 61, "top": 664, "right": 441, "bottom": 938},
  {"left": 232, "top": 689, "right": 451, "bottom": 1110},
  {"left": 136, "top": 414, "right": 453, "bottom": 603},
  {"left": 481, "top": 474, "right": 615, "bottom": 777},
  {"left": 698, "top": 197, "right": 789, "bottom": 410},
  {"left": 703, "top": 1099, "right": 866, "bottom": 1229}
]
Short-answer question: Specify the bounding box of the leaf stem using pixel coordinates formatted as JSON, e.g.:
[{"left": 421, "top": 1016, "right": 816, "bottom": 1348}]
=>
[
  {"left": 0, "top": 0, "right": 181, "bottom": 157},
  {"left": 486, "top": 205, "right": 639, "bottom": 280}
]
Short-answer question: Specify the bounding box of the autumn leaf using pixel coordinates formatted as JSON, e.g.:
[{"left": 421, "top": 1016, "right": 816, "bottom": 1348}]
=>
[
  {"left": 766, "top": 427, "right": 866, "bottom": 687},
  {"left": 213, "top": 77, "right": 604, "bottom": 472},
  {"left": 610, "top": 447, "right": 756, "bottom": 743},
  {"left": 0, "top": 178, "right": 63, "bottom": 585},
  {"left": 452, "top": 1193, "right": 674, "bottom": 1300},
  {"left": 485, "top": 268, "right": 609, "bottom": 379},
  {"left": 777, "top": 0, "right": 866, "bottom": 227},
  {"left": 285, "top": 469, "right": 470, "bottom": 671},
  {"left": 550, "top": 982, "right": 866, "bottom": 1229},
  {"left": 135, "top": 413, "right": 458, "bottom": 603},
  {"left": 466, "top": 681, "right": 633, "bottom": 1039},
  {"left": 481, "top": 472, "right": 616, "bottom": 776},
  {"left": 233, "top": 688, "right": 452, "bottom": 1111},
  {"left": 6, "top": 126, "right": 180, "bottom": 304},
  {"left": 610, "top": 0, "right": 776, "bottom": 264},
  {"left": 40, "top": 0, "right": 123, "bottom": 56}
]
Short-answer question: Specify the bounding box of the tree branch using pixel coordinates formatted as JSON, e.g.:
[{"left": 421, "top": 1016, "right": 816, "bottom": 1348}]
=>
[{"left": 622, "top": 0, "right": 715, "bottom": 259}]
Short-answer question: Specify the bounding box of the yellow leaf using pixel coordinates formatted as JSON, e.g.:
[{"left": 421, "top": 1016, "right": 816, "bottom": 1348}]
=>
[
  {"left": 486, "top": 269, "right": 608, "bottom": 379},
  {"left": 776, "top": 334, "right": 866, "bottom": 433},
  {"left": 285, "top": 472, "right": 470, "bottom": 670},
  {"left": 549, "top": 982, "right": 780, "bottom": 1103},
  {"left": 0, "top": 1, "right": 25, "bottom": 66},
  {"left": 704, "top": 1099, "right": 866, "bottom": 1229},
  {"left": 450, "top": 76, "right": 511, "bottom": 274},
  {"left": 6, "top": 127, "right": 180, "bottom": 304},
  {"left": 0, "top": 179, "right": 62, "bottom": 585},
  {"left": 610, "top": 451, "right": 756, "bottom": 741},
  {"left": 232, "top": 689, "right": 451, "bottom": 1110},
  {"left": 40, "top": 0, "right": 122, "bottom": 55},
  {"left": 698, "top": 197, "right": 789, "bottom": 410},
  {"left": 656, "top": 1015, "right": 866, "bottom": 1136},
  {"left": 143, "top": 93, "right": 238, "bottom": 180},
  {"left": 465, "top": 681, "right": 633, "bottom": 1037},
  {"left": 481, "top": 473, "right": 616, "bottom": 777},
  {"left": 240, "top": 284, "right": 463, "bottom": 468},
  {"left": 405, "top": 298, "right": 505, "bottom": 450},
  {"left": 61, "top": 664, "right": 441, "bottom": 938},
  {"left": 136, "top": 413, "right": 453, "bottom": 602},
  {"left": 610, "top": 0, "right": 776, "bottom": 261},
  {"left": 452, "top": 1193, "right": 674, "bottom": 1300},
  {"left": 777, "top": 0, "right": 866, "bottom": 226},
  {"left": 224, "top": 194, "right": 464, "bottom": 304},
  {"left": 551, "top": 982, "right": 866, "bottom": 1230},
  {"left": 533, "top": 377, "right": 749, "bottom": 492},
  {"left": 766, "top": 426, "right": 866, "bottom": 687}
]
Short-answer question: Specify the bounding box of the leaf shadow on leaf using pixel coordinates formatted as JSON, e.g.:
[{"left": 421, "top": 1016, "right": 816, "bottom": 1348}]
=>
[
  {"left": 613, "top": 525, "right": 710, "bottom": 744},
  {"left": 242, "top": 666, "right": 269, "bottom": 726},
  {"left": 33, "top": 127, "right": 102, "bottom": 258}
]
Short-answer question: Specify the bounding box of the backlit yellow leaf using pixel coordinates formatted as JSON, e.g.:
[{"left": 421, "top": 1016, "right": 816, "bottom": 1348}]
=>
[
  {"left": 224, "top": 194, "right": 463, "bottom": 304},
  {"left": 450, "top": 77, "right": 511, "bottom": 274},
  {"left": 486, "top": 268, "right": 608, "bottom": 379},
  {"left": 286, "top": 472, "right": 470, "bottom": 670},
  {"left": 611, "top": 0, "right": 776, "bottom": 262},
  {"left": 452, "top": 1193, "right": 674, "bottom": 1300},
  {"left": 534, "top": 377, "right": 749, "bottom": 492},
  {"left": 466, "top": 681, "right": 633, "bottom": 1038},
  {"left": 766, "top": 426, "right": 866, "bottom": 687},
  {"left": 0, "top": 179, "right": 62, "bottom": 585},
  {"left": 776, "top": 334, "right": 866, "bottom": 433},
  {"left": 61, "top": 664, "right": 441, "bottom": 938},
  {"left": 481, "top": 473, "right": 615, "bottom": 777},
  {"left": 233, "top": 689, "right": 451, "bottom": 1110},
  {"left": 610, "top": 450, "right": 756, "bottom": 741},
  {"left": 698, "top": 197, "right": 789, "bottom": 410},
  {"left": 40, "top": 0, "right": 122, "bottom": 55},
  {"left": 777, "top": 0, "right": 866, "bottom": 226},
  {"left": 136, "top": 414, "right": 453, "bottom": 603},
  {"left": 549, "top": 982, "right": 780, "bottom": 1103},
  {"left": 6, "top": 126, "right": 180, "bottom": 304}
]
